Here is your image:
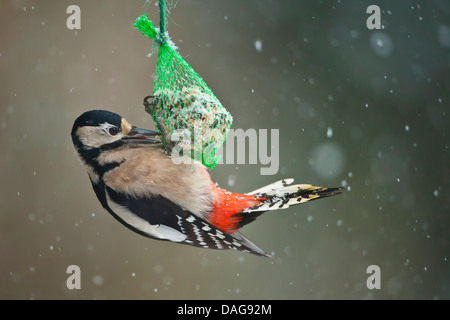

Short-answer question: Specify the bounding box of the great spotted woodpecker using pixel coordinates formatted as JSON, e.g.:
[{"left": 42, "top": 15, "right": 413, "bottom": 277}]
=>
[{"left": 71, "top": 110, "right": 342, "bottom": 257}]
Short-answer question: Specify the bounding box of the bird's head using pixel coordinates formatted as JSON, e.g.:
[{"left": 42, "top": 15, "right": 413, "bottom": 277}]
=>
[{"left": 71, "top": 110, "right": 161, "bottom": 180}]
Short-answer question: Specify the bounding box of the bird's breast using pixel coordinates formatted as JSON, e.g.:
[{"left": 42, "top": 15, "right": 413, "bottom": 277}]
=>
[{"left": 99, "top": 147, "right": 215, "bottom": 218}]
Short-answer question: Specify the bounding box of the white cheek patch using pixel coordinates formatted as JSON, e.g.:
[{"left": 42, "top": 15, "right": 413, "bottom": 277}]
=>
[
  {"left": 98, "top": 122, "right": 124, "bottom": 143},
  {"left": 76, "top": 125, "right": 123, "bottom": 148},
  {"left": 105, "top": 190, "right": 187, "bottom": 242},
  {"left": 98, "top": 122, "right": 115, "bottom": 132}
]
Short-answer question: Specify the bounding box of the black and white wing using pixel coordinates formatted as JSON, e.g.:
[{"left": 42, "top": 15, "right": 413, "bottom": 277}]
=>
[{"left": 99, "top": 185, "right": 270, "bottom": 257}]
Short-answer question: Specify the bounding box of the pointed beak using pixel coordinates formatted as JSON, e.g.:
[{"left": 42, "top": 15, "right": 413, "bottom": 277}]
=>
[{"left": 121, "top": 126, "right": 161, "bottom": 145}]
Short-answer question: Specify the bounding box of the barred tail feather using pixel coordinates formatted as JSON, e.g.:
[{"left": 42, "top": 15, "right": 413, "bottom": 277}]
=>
[
  {"left": 231, "top": 179, "right": 342, "bottom": 230},
  {"left": 247, "top": 179, "right": 342, "bottom": 212},
  {"left": 247, "top": 178, "right": 295, "bottom": 195}
]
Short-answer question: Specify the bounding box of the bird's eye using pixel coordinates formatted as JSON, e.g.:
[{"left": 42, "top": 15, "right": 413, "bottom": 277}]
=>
[{"left": 108, "top": 127, "right": 119, "bottom": 136}]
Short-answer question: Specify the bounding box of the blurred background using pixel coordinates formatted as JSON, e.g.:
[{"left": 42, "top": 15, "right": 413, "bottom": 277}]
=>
[{"left": 1, "top": 0, "right": 449, "bottom": 299}]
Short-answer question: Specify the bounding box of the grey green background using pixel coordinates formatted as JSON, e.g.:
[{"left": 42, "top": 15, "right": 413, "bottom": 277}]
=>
[{"left": 1, "top": 0, "right": 449, "bottom": 299}]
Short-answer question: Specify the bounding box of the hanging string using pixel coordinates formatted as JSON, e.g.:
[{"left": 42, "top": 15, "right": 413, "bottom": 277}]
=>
[
  {"left": 159, "top": 0, "right": 166, "bottom": 35},
  {"left": 133, "top": 0, "right": 176, "bottom": 51}
]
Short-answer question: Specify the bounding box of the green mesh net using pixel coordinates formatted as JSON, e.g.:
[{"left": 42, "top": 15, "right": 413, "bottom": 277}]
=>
[{"left": 133, "top": 11, "right": 233, "bottom": 169}]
